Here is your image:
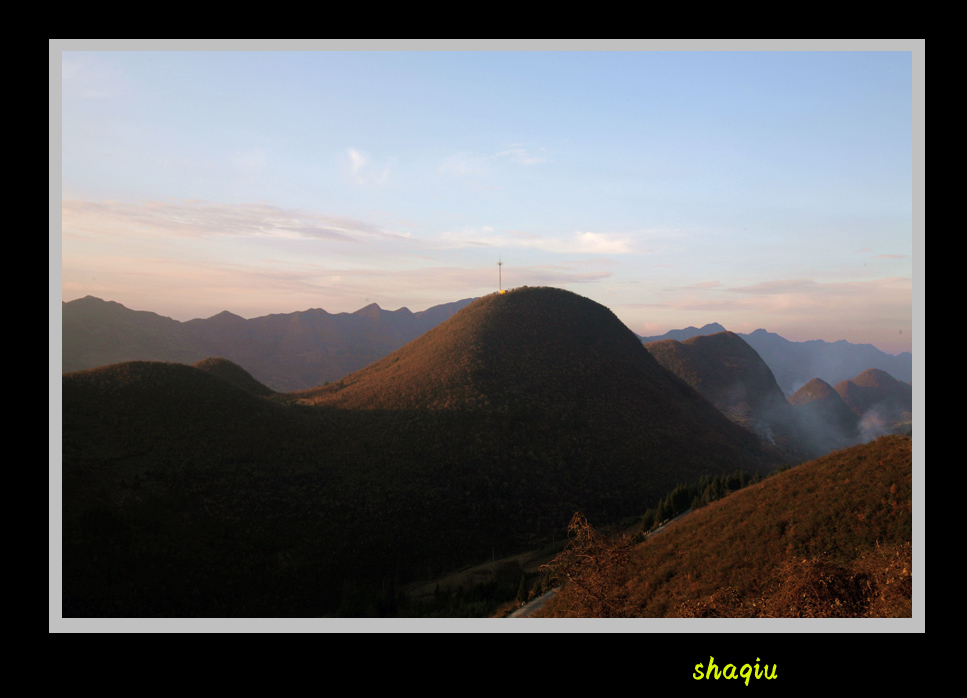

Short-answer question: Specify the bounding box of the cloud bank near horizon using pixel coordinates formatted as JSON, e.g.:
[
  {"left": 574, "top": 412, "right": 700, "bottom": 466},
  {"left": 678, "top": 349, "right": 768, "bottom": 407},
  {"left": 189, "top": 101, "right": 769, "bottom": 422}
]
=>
[{"left": 61, "top": 195, "right": 913, "bottom": 355}]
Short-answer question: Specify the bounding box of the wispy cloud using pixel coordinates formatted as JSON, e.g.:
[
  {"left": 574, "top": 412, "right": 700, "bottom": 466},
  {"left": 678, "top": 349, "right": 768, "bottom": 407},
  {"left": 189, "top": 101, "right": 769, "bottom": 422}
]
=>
[
  {"left": 434, "top": 228, "right": 635, "bottom": 255},
  {"left": 496, "top": 145, "right": 547, "bottom": 165},
  {"left": 348, "top": 148, "right": 368, "bottom": 175},
  {"left": 727, "top": 278, "right": 822, "bottom": 296},
  {"left": 725, "top": 277, "right": 912, "bottom": 300},
  {"left": 62, "top": 198, "right": 401, "bottom": 243},
  {"left": 347, "top": 147, "right": 390, "bottom": 185},
  {"left": 623, "top": 276, "right": 911, "bottom": 319},
  {"left": 439, "top": 144, "right": 547, "bottom": 177},
  {"left": 625, "top": 276, "right": 913, "bottom": 345},
  {"left": 572, "top": 232, "right": 632, "bottom": 254}
]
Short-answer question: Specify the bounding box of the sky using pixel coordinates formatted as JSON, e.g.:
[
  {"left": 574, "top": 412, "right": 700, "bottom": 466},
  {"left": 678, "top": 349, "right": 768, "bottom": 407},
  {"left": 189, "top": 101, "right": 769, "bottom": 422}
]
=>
[{"left": 54, "top": 40, "right": 922, "bottom": 356}]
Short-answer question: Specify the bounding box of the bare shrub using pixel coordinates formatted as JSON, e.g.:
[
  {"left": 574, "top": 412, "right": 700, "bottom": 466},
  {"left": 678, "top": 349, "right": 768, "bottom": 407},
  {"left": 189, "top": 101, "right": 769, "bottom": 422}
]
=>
[
  {"left": 758, "top": 558, "right": 870, "bottom": 617},
  {"left": 539, "top": 512, "right": 635, "bottom": 617},
  {"left": 852, "top": 541, "right": 912, "bottom": 617}
]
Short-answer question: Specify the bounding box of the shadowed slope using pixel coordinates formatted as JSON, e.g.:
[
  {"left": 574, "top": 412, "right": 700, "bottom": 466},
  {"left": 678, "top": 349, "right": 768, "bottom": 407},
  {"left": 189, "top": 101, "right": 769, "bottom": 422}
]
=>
[
  {"left": 300, "top": 287, "right": 767, "bottom": 477},
  {"left": 789, "top": 378, "right": 862, "bottom": 453},
  {"left": 644, "top": 331, "right": 812, "bottom": 458},
  {"left": 644, "top": 332, "right": 784, "bottom": 410},
  {"left": 62, "top": 361, "right": 292, "bottom": 481}
]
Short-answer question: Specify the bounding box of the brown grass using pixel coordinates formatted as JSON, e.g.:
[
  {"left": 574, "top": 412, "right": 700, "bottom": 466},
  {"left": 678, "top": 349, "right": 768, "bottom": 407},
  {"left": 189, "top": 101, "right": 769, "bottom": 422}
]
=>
[
  {"left": 538, "top": 512, "right": 636, "bottom": 618},
  {"left": 531, "top": 435, "right": 913, "bottom": 618}
]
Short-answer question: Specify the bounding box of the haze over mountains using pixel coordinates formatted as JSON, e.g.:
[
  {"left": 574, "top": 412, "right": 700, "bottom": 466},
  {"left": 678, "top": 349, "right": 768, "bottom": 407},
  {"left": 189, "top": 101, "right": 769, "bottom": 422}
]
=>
[
  {"left": 643, "top": 331, "right": 812, "bottom": 459},
  {"left": 642, "top": 332, "right": 912, "bottom": 460},
  {"left": 639, "top": 322, "right": 912, "bottom": 396}
]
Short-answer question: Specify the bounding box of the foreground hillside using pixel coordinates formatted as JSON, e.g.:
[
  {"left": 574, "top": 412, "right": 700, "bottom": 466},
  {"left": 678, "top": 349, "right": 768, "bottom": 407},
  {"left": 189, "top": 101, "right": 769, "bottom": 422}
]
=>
[
  {"left": 533, "top": 435, "right": 912, "bottom": 618},
  {"left": 62, "top": 287, "right": 771, "bottom": 617}
]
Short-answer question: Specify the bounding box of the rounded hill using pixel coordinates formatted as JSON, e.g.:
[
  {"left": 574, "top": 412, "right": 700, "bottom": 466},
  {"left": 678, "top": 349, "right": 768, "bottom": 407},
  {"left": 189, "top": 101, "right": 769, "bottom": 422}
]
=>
[
  {"left": 835, "top": 368, "right": 912, "bottom": 417},
  {"left": 301, "top": 286, "right": 768, "bottom": 491},
  {"left": 789, "top": 377, "right": 842, "bottom": 406},
  {"left": 193, "top": 357, "right": 274, "bottom": 397},
  {"left": 305, "top": 287, "right": 708, "bottom": 415},
  {"left": 644, "top": 331, "right": 787, "bottom": 414},
  {"left": 644, "top": 331, "right": 811, "bottom": 459},
  {"left": 62, "top": 360, "right": 292, "bottom": 473},
  {"left": 789, "top": 377, "right": 860, "bottom": 452}
]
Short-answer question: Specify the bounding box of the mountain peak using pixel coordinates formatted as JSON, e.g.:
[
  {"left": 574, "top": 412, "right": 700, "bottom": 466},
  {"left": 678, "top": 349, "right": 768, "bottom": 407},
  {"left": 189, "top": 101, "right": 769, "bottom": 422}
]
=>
[
  {"left": 638, "top": 321, "right": 727, "bottom": 343},
  {"left": 698, "top": 322, "right": 727, "bottom": 333},
  {"left": 352, "top": 302, "right": 385, "bottom": 319},
  {"left": 306, "top": 286, "right": 656, "bottom": 412},
  {"left": 789, "top": 377, "right": 839, "bottom": 405},
  {"left": 208, "top": 310, "right": 244, "bottom": 322}
]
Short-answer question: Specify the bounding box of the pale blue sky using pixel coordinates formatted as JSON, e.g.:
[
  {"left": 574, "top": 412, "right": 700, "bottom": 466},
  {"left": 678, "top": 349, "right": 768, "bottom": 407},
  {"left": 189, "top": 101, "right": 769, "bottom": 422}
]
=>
[{"left": 55, "top": 40, "right": 921, "bottom": 354}]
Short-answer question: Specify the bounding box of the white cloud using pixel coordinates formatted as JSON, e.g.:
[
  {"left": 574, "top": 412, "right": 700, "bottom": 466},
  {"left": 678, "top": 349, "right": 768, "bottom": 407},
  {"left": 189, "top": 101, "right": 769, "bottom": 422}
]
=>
[
  {"left": 348, "top": 148, "right": 369, "bottom": 175},
  {"left": 439, "top": 144, "right": 547, "bottom": 178},
  {"left": 346, "top": 147, "right": 391, "bottom": 186},
  {"left": 573, "top": 232, "right": 632, "bottom": 254}
]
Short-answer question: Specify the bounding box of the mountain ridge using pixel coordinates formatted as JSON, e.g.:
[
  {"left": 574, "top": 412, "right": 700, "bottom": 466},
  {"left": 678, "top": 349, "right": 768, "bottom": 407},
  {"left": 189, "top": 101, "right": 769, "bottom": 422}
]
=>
[
  {"left": 62, "top": 295, "right": 477, "bottom": 391},
  {"left": 62, "top": 295, "right": 913, "bottom": 397},
  {"left": 640, "top": 323, "right": 911, "bottom": 395}
]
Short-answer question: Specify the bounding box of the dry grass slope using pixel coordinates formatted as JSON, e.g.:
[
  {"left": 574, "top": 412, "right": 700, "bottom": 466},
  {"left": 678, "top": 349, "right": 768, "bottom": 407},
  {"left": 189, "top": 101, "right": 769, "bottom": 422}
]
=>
[{"left": 534, "top": 435, "right": 912, "bottom": 618}]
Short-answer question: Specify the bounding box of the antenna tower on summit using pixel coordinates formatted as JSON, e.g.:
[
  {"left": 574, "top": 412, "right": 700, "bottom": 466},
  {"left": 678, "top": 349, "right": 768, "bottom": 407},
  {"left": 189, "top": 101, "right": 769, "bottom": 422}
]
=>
[{"left": 498, "top": 254, "right": 504, "bottom": 293}]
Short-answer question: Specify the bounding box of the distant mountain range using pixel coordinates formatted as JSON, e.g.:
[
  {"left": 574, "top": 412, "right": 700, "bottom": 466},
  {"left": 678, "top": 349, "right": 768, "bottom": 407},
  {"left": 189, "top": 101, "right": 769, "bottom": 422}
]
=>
[
  {"left": 644, "top": 329, "right": 912, "bottom": 458},
  {"left": 63, "top": 298, "right": 913, "bottom": 398},
  {"left": 638, "top": 323, "right": 912, "bottom": 397},
  {"left": 62, "top": 295, "right": 475, "bottom": 392}
]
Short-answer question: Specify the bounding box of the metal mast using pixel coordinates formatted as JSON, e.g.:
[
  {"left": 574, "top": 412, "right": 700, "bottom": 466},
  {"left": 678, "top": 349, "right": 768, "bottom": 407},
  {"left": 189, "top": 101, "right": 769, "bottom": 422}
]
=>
[{"left": 498, "top": 254, "right": 503, "bottom": 292}]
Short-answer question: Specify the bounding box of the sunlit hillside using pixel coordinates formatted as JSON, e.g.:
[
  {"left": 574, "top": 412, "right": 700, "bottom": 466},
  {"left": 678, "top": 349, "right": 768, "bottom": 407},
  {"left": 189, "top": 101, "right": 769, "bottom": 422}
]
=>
[{"left": 533, "top": 435, "right": 912, "bottom": 618}]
